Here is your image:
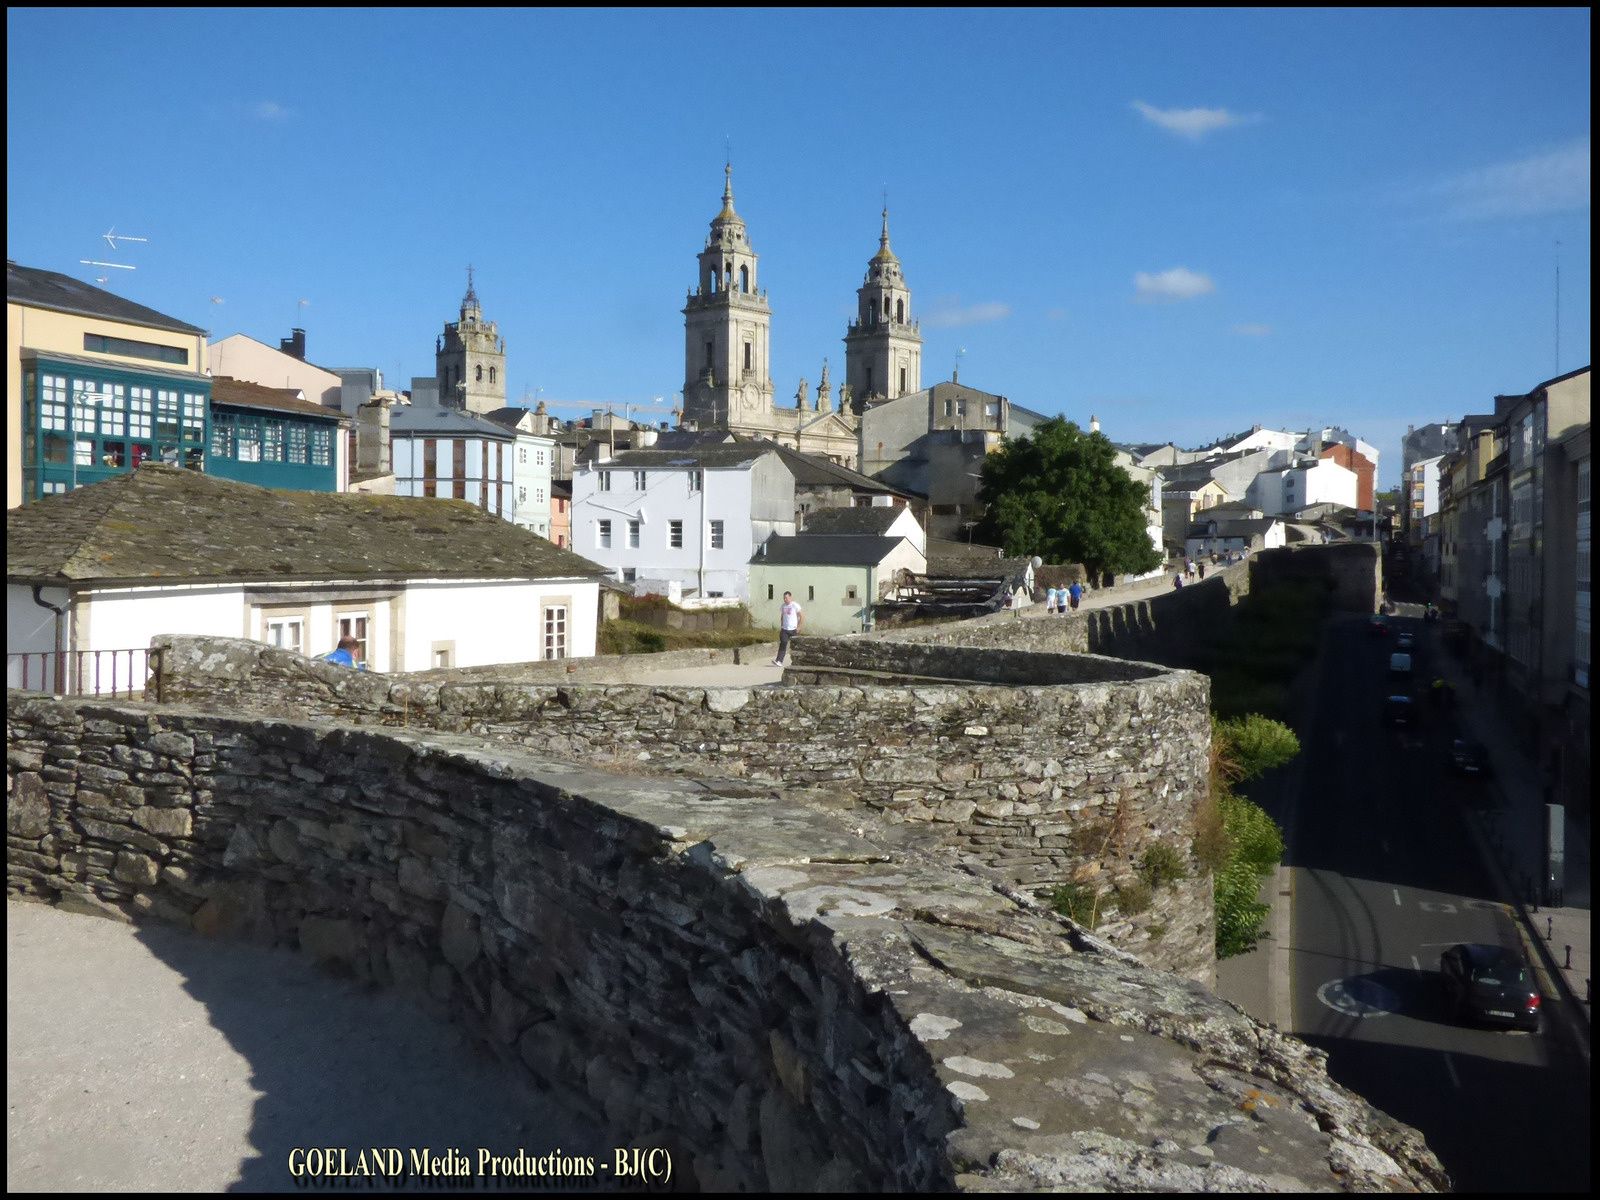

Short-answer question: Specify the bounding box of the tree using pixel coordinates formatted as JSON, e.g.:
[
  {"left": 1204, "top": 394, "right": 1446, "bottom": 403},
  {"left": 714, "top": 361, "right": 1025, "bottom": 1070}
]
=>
[{"left": 974, "top": 418, "right": 1163, "bottom": 577}]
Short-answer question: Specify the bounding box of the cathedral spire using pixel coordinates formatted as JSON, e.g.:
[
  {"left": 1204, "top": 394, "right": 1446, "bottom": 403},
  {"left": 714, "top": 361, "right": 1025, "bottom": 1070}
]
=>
[
  {"left": 714, "top": 161, "right": 741, "bottom": 226},
  {"left": 462, "top": 265, "right": 480, "bottom": 317}
]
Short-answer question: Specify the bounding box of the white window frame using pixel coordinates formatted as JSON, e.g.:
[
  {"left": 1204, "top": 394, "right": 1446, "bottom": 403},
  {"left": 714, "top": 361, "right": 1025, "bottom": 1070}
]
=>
[
  {"left": 627, "top": 519, "right": 641, "bottom": 549},
  {"left": 265, "top": 616, "right": 305, "bottom": 654},
  {"left": 598, "top": 470, "right": 612, "bottom": 492},
  {"left": 632, "top": 469, "right": 647, "bottom": 492},
  {"left": 669, "top": 519, "right": 684, "bottom": 549},
  {"left": 543, "top": 605, "right": 568, "bottom": 660},
  {"left": 709, "top": 519, "right": 724, "bottom": 549},
  {"left": 598, "top": 519, "right": 613, "bottom": 549}
]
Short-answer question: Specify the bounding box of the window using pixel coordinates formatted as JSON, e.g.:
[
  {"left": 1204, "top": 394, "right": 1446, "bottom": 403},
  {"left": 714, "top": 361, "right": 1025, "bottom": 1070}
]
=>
[
  {"left": 899, "top": 367, "right": 906, "bottom": 394},
  {"left": 262, "top": 420, "right": 285, "bottom": 462},
  {"left": 598, "top": 470, "right": 612, "bottom": 492},
  {"left": 808, "top": 585, "right": 815, "bottom": 601},
  {"left": 156, "top": 390, "right": 181, "bottom": 441},
  {"left": 311, "top": 427, "right": 331, "bottom": 467},
  {"left": 82, "top": 332, "right": 189, "bottom": 365},
  {"left": 535, "top": 450, "right": 545, "bottom": 466},
  {"left": 627, "top": 519, "right": 641, "bottom": 549},
  {"left": 743, "top": 342, "right": 753, "bottom": 371},
  {"left": 944, "top": 398, "right": 953, "bottom": 418},
  {"left": 739, "top": 265, "right": 749, "bottom": 293},
  {"left": 182, "top": 393, "right": 205, "bottom": 437},
  {"left": 211, "top": 416, "right": 235, "bottom": 458},
  {"left": 265, "top": 617, "right": 304, "bottom": 654},
  {"left": 288, "top": 425, "right": 308, "bottom": 464},
  {"left": 543, "top": 605, "right": 568, "bottom": 660},
  {"left": 709, "top": 519, "right": 724, "bottom": 549},
  {"left": 767, "top": 584, "right": 774, "bottom": 600},
  {"left": 705, "top": 340, "right": 715, "bottom": 369},
  {"left": 632, "top": 469, "right": 647, "bottom": 491},
  {"left": 423, "top": 438, "right": 437, "bottom": 482},
  {"left": 238, "top": 424, "right": 261, "bottom": 462},
  {"left": 40, "top": 375, "right": 68, "bottom": 430},
  {"left": 336, "top": 613, "right": 369, "bottom": 665},
  {"left": 846, "top": 585, "right": 859, "bottom": 601},
  {"left": 598, "top": 519, "right": 613, "bottom": 549},
  {"left": 622, "top": 567, "right": 637, "bottom": 583},
  {"left": 489, "top": 366, "right": 496, "bottom": 385},
  {"left": 518, "top": 487, "right": 527, "bottom": 503},
  {"left": 689, "top": 470, "right": 703, "bottom": 492},
  {"left": 535, "top": 487, "right": 545, "bottom": 503},
  {"left": 453, "top": 440, "right": 466, "bottom": 484},
  {"left": 519, "top": 447, "right": 527, "bottom": 464},
  {"left": 669, "top": 519, "right": 683, "bottom": 549}
]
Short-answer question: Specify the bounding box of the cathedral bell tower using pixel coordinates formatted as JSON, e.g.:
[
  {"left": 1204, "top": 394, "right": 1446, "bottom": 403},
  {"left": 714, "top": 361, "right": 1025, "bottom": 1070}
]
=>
[
  {"left": 843, "top": 207, "right": 921, "bottom": 410},
  {"left": 681, "top": 165, "right": 774, "bottom": 429},
  {"left": 436, "top": 267, "right": 507, "bottom": 414}
]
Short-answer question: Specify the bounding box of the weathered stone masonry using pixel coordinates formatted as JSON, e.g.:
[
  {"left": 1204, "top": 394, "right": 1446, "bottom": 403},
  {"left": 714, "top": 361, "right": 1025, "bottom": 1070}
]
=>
[
  {"left": 150, "top": 635, "right": 1215, "bottom": 982},
  {"left": 7, "top": 694, "right": 1445, "bottom": 1191}
]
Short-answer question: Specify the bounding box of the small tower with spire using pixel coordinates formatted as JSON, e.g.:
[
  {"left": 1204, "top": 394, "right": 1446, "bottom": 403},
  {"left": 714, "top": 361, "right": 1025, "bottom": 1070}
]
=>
[
  {"left": 681, "top": 163, "right": 774, "bottom": 430},
  {"left": 843, "top": 204, "right": 921, "bottom": 411},
  {"left": 435, "top": 266, "right": 507, "bottom": 414}
]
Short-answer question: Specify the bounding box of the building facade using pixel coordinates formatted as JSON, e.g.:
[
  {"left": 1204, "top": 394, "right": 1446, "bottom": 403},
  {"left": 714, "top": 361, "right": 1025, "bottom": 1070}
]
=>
[
  {"left": 207, "top": 377, "right": 348, "bottom": 492},
  {"left": 435, "top": 270, "right": 506, "bottom": 416},
  {"left": 389, "top": 404, "right": 516, "bottom": 518},
  {"left": 843, "top": 209, "right": 922, "bottom": 406},
  {"left": 10, "top": 262, "right": 211, "bottom": 507},
  {"left": 748, "top": 533, "right": 926, "bottom": 636}
]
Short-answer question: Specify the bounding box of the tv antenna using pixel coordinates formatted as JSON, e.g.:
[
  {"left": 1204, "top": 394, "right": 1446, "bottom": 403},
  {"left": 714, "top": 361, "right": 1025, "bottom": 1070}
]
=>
[
  {"left": 210, "top": 296, "right": 226, "bottom": 306},
  {"left": 1554, "top": 239, "right": 1561, "bottom": 374},
  {"left": 80, "top": 259, "right": 135, "bottom": 271},
  {"left": 103, "top": 227, "right": 148, "bottom": 252}
]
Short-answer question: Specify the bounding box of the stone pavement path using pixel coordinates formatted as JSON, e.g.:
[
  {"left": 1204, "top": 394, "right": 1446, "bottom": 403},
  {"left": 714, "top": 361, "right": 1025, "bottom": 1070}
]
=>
[{"left": 7, "top": 902, "right": 604, "bottom": 1192}]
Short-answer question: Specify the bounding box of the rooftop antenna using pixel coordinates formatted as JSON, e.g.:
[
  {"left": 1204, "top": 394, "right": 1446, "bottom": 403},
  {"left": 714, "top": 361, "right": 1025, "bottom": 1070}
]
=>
[
  {"left": 954, "top": 345, "right": 966, "bottom": 382},
  {"left": 210, "top": 296, "right": 225, "bottom": 306},
  {"left": 80, "top": 259, "right": 135, "bottom": 271},
  {"left": 297, "top": 298, "right": 310, "bottom": 323},
  {"left": 103, "top": 227, "right": 148, "bottom": 252}
]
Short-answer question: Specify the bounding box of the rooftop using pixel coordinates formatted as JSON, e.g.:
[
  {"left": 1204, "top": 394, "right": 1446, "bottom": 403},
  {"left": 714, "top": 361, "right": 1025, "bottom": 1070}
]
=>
[
  {"left": 8, "top": 261, "right": 207, "bottom": 336},
  {"left": 753, "top": 534, "right": 909, "bottom": 567},
  {"left": 210, "top": 376, "right": 349, "bottom": 423},
  {"left": 798, "top": 506, "right": 910, "bottom": 537},
  {"left": 7, "top": 465, "right": 606, "bottom": 586}
]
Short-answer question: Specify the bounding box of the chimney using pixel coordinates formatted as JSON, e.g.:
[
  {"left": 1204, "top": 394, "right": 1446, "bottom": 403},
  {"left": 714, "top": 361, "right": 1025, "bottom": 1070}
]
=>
[
  {"left": 1090, "top": 414, "right": 1101, "bottom": 433},
  {"left": 280, "top": 328, "right": 306, "bottom": 361},
  {"left": 356, "top": 391, "right": 395, "bottom": 477}
]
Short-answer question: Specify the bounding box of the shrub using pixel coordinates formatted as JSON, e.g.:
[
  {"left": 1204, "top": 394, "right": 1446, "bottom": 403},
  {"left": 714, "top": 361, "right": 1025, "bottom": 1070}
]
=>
[
  {"left": 1215, "top": 855, "right": 1271, "bottom": 958},
  {"left": 1192, "top": 788, "right": 1228, "bottom": 874},
  {"left": 1145, "top": 923, "right": 1168, "bottom": 942},
  {"left": 1215, "top": 715, "right": 1301, "bottom": 785},
  {"left": 1046, "top": 882, "right": 1101, "bottom": 929},
  {"left": 1138, "top": 842, "right": 1188, "bottom": 889},
  {"left": 1112, "top": 878, "right": 1153, "bottom": 917}
]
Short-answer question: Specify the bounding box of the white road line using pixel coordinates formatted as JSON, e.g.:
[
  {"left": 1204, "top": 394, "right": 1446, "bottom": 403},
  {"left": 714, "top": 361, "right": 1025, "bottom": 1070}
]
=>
[
  {"left": 1393, "top": 888, "right": 1403, "bottom": 906},
  {"left": 1443, "top": 1053, "right": 1461, "bottom": 1089}
]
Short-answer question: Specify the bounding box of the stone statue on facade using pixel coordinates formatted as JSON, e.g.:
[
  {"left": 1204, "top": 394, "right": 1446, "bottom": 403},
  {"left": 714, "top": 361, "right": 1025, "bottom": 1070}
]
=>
[
  {"left": 795, "top": 377, "right": 809, "bottom": 409},
  {"left": 816, "top": 358, "right": 833, "bottom": 412}
]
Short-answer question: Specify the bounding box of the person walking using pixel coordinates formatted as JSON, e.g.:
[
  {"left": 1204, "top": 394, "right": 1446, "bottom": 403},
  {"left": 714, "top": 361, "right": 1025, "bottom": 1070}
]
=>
[
  {"left": 1067, "top": 580, "right": 1083, "bottom": 611},
  {"left": 1173, "top": 573, "right": 1184, "bottom": 590},
  {"left": 1197, "top": 560, "right": 1206, "bottom": 580},
  {"left": 773, "top": 590, "right": 804, "bottom": 666},
  {"left": 1045, "top": 586, "right": 1059, "bottom": 615}
]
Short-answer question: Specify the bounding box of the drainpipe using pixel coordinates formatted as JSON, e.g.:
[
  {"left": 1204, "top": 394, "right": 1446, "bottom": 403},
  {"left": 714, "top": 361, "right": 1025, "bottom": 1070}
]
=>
[
  {"left": 698, "top": 467, "right": 707, "bottom": 598},
  {"left": 31, "top": 585, "right": 68, "bottom": 694}
]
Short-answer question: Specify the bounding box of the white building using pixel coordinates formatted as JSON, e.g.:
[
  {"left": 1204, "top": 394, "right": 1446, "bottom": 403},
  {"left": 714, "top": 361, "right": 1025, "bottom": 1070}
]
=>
[
  {"left": 1213, "top": 426, "right": 1303, "bottom": 455},
  {"left": 1185, "top": 516, "right": 1286, "bottom": 560},
  {"left": 570, "top": 443, "right": 795, "bottom": 601},
  {"left": 749, "top": 533, "right": 926, "bottom": 636},
  {"left": 6, "top": 465, "right": 606, "bottom": 691},
  {"left": 796, "top": 503, "right": 926, "bottom": 556},
  {"left": 1247, "top": 457, "right": 1359, "bottom": 516},
  {"left": 389, "top": 403, "right": 516, "bottom": 519},
  {"left": 485, "top": 407, "right": 556, "bottom": 538}
]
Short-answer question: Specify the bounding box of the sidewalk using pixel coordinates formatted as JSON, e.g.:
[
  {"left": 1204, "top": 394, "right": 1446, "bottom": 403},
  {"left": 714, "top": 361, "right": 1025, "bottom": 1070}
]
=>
[{"left": 1434, "top": 634, "right": 1592, "bottom": 1056}]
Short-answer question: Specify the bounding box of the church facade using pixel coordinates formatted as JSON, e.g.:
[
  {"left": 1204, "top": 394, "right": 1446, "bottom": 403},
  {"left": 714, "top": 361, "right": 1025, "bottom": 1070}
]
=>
[{"left": 679, "top": 168, "right": 922, "bottom": 471}]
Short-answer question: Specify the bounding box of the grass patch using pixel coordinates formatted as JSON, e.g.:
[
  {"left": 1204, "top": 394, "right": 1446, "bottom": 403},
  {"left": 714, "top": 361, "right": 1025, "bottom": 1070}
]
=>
[
  {"left": 1112, "top": 878, "right": 1154, "bottom": 917},
  {"left": 1045, "top": 882, "right": 1102, "bottom": 929},
  {"left": 1137, "top": 842, "right": 1188, "bottom": 889}
]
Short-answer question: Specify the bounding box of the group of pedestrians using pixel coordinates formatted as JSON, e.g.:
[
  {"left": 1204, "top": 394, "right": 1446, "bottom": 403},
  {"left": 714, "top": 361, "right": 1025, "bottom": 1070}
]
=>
[{"left": 1043, "top": 581, "right": 1084, "bottom": 614}]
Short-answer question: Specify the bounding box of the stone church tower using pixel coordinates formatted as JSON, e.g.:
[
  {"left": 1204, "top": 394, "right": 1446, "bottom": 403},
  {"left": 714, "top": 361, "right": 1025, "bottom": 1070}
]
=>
[
  {"left": 681, "top": 165, "right": 774, "bottom": 429},
  {"left": 436, "top": 268, "right": 506, "bottom": 414},
  {"left": 843, "top": 208, "right": 921, "bottom": 410}
]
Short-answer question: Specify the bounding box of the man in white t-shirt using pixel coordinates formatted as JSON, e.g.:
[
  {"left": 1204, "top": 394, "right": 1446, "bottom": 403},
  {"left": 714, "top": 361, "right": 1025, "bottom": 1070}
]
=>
[{"left": 773, "top": 591, "right": 804, "bottom": 666}]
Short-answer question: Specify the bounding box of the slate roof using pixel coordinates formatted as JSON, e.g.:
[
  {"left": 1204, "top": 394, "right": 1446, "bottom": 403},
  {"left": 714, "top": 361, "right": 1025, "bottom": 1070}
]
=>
[
  {"left": 210, "top": 376, "right": 348, "bottom": 422},
  {"left": 741, "top": 439, "right": 915, "bottom": 496},
  {"left": 388, "top": 404, "right": 515, "bottom": 439},
  {"left": 6, "top": 465, "right": 608, "bottom": 586},
  {"left": 798, "top": 506, "right": 908, "bottom": 536},
  {"left": 599, "top": 445, "right": 774, "bottom": 470},
  {"left": 1186, "top": 517, "right": 1281, "bottom": 539},
  {"left": 8, "top": 261, "right": 207, "bottom": 335},
  {"left": 752, "top": 534, "right": 909, "bottom": 567}
]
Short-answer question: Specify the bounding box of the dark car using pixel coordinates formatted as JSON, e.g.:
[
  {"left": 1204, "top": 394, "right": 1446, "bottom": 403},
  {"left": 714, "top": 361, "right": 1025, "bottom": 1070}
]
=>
[
  {"left": 1450, "top": 738, "right": 1492, "bottom": 776},
  {"left": 1440, "top": 943, "right": 1540, "bottom": 1030},
  {"left": 1368, "top": 615, "right": 1391, "bottom": 636},
  {"left": 1384, "top": 694, "right": 1415, "bottom": 727},
  {"left": 1396, "top": 632, "right": 1416, "bottom": 652}
]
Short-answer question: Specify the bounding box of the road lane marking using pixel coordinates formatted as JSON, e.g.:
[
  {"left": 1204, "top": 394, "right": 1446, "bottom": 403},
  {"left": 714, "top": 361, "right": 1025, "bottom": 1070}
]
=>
[
  {"left": 1316, "top": 977, "right": 1399, "bottom": 1019},
  {"left": 1393, "top": 889, "right": 1402, "bottom": 906},
  {"left": 1443, "top": 1053, "right": 1461, "bottom": 1089}
]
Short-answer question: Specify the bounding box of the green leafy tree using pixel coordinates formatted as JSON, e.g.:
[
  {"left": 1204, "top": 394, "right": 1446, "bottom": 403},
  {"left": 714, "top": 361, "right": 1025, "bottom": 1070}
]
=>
[{"left": 974, "top": 418, "right": 1162, "bottom": 577}]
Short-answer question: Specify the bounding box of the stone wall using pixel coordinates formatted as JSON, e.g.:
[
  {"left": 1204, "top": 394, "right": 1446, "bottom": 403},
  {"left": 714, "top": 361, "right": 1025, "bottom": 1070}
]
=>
[
  {"left": 405, "top": 643, "right": 777, "bottom": 684},
  {"left": 6, "top": 693, "right": 1445, "bottom": 1192},
  {"left": 1249, "top": 542, "right": 1382, "bottom": 614},
  {"left": 149, "top": 634, "right": 1215, "bottom": 982}
]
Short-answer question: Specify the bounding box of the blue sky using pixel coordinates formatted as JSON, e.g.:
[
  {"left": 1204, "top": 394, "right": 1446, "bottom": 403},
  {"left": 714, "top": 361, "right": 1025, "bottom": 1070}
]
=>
[{"left": 7, "top": 8, "right": 1590, "bottom": 486}]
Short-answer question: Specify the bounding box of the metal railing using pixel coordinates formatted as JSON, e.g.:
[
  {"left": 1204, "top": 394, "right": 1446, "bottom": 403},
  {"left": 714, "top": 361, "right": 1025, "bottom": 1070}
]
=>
[{"left": 6, "top": 649, "right": 152, "bottom": 699}]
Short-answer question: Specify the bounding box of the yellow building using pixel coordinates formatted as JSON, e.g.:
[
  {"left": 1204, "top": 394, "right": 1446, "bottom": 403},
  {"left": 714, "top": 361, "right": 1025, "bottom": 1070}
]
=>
[{"left": 8, "top": 261, "right": 210, "bottom": 508}]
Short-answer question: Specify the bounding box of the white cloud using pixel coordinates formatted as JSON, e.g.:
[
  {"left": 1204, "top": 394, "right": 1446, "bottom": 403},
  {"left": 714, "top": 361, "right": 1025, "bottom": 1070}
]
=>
[
  {"left": 1232, "top": 323, "right": 1272, "bottom": 336},
  {"left": 252, "top": 100, "right": 291, "bottom": 121},
  {"left": 923, "top": 300, "right": 1012, "bottom": 329},
  {"left": 1132, "top": 101, "right": 1261, "bottom": 141},
  {"left": 1134, "top": 268, "right": 1215, "bottom": 302},
  {"left": 1433, "top": 137, "right": 1590, "bottom": 220}
]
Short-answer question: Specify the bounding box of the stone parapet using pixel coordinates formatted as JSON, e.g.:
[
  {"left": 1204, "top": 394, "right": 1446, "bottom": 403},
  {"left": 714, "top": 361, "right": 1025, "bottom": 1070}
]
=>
[
  {"left": 148, "top": 634, "right": 1215, "bottom": 981},
  {"left": 6, "top": 693, "right": 1445, "bottom": 1192}
]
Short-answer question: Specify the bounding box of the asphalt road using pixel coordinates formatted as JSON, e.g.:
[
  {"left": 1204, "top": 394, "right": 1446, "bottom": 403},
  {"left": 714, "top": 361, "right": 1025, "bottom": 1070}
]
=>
[{"left": 1268, "top": 613, "right": 1590, "bottom": 1193}]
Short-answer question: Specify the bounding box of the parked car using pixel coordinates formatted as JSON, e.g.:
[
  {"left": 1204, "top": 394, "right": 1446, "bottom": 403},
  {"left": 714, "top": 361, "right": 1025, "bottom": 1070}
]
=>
[
  {"left": 1396, "top": 632, "right": 1416, "bottom": 652},
  {"left": 1389, "top": 652, "right": 1413, "bottom": 678},
  {"left": 1384, "top": 694, "right": 1415, "bottom": 727},
  {"left": 1440, "top": 943, "right": 1541, "bottom": 1030},
  {"left": 1368, "top": 615, "right": 1391, "bottom": 636},
  {"left": 1450, "top": 738, "right": 1492, "bottom": 777}
]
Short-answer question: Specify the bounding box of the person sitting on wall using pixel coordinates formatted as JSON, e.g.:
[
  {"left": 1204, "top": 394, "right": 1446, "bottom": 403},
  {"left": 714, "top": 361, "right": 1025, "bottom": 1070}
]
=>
[{"left": 322, "top": 636, "right": 363, "bottom": 669}]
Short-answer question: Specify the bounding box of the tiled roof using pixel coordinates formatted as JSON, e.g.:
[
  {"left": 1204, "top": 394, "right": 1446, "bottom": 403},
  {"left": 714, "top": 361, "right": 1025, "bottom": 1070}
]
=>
[
  {"left": 798, "top": 506, "right": 908, "bottom": 536},
  {"left": 752, "top": 534, "right": 909, "bottom": 567},
  {"left": 6, "top": 465, "right": 607, "bottom": 585},
  {"left": 8, "top": 261, "right": 207, "bottom": 335},
  {"left": 210, "top": 376, "right": 348, "bottom": 422}
]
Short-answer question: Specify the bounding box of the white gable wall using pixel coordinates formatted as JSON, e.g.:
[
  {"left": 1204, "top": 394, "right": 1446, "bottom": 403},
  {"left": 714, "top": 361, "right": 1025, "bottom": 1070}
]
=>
[{"left": 401, "top": 578, "right": 597, "bottom": 667}]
